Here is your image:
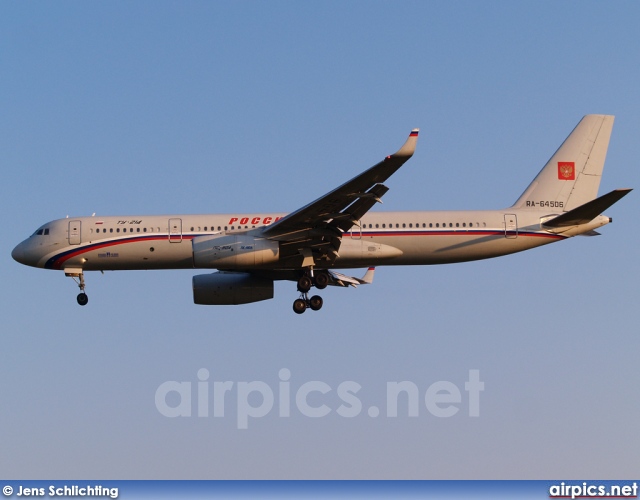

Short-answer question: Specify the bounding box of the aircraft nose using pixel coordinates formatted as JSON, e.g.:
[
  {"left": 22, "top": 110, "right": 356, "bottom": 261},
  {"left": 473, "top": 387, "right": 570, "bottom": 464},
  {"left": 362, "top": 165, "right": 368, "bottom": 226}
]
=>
[{"left": 11, "top": 242, "right": 26, "bottom": 265}]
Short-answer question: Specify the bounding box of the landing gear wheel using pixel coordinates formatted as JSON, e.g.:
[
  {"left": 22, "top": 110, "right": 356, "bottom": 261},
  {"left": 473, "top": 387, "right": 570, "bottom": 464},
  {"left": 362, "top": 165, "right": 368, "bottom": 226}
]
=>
[
  {"left": 314, "top": 272, "right": 329, "bottom": 290},
  {"left": 77, "top": 293, "right": 89, "bottom": 306},
  {"left": 69, "top": 271, "right": 89, "bottom": 306},
  {"left": 293, "top": 298, "right": 307, "bottom": 314},
  {"left": 309, "top": 295, "right": 323, "bottom": 311},
  {"left": 297, "top": 275, "right": 312, "bottom": 293}
]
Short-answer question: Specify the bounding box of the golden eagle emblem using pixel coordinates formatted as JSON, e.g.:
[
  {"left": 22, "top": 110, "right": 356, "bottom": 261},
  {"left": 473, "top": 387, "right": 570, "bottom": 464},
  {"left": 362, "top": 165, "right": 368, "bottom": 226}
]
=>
[{"left": 557, "top": 161, "right": 575, "bottom": 180}]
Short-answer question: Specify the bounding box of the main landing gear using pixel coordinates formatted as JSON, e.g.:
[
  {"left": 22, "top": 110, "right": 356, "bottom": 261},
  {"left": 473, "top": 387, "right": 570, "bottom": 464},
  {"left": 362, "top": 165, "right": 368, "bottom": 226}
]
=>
[
  {"left": 65, "top": 269, "right": 89, "bottom": 306},
  {"left": 292, "top": 270, "right": 329, "bottom": 314}
]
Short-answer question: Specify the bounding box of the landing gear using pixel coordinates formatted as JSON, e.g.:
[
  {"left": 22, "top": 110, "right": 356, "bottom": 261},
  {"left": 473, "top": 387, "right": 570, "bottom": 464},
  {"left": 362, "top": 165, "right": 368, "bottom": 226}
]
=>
[
  {"left": 292, "top": 269, "right": 328, "bottom": 314},
  {"left": 309, "top": 295, "right": 323, "bottom": 311},
  {"left": 292, "top": 294, "right": 324, "bottom": 314},
  {"left": 313, "top": 272, "right": 329, "bottom": 289},
  {"left": 297, "top": 275, "right": 312, "bottom": 293},
  {"left": 293, "top": 298, "right": 307, "bottom": 314},
  {"left": 65, "top": 269, "right": 89, "bottom": 306}
]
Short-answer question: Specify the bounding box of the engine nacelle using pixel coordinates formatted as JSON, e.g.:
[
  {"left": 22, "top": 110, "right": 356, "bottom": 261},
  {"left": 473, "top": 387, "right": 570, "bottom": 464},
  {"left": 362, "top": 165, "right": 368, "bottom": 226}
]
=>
[
  {"left": 192, "top": 272, "right": 274, "bottom": 305},
  {"left": 192, "top": 234, "right": 280, "bottom": 269}
]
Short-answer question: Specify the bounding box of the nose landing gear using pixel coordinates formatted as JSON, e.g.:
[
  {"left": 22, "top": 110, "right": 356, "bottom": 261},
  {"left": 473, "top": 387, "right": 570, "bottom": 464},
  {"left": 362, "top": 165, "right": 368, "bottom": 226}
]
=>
[
  {"left": 65, "top": 269, "right": 88, "bottom": 306},
  {"left": 77, "top": 292, "right": 89, "bottom": 306}
]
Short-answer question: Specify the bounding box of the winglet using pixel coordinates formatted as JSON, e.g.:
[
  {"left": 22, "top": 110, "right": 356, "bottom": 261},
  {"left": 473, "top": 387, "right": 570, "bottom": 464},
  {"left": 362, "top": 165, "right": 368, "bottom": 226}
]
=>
[
  {"left": 392, "top": 129, "right": 419, "bottom": 158},
  {"left": 327, "top": 267, "right": 375, "bottom": 288},
  {"left": 360, "top": 267, "right": 375, "bottom": 284}
]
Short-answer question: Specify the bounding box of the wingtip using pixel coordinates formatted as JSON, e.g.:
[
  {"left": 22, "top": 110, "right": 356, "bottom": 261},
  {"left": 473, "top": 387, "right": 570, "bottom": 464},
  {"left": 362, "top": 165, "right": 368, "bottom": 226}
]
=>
[{"left": 394, "top": 128, "right": 419, "bottom": 157}]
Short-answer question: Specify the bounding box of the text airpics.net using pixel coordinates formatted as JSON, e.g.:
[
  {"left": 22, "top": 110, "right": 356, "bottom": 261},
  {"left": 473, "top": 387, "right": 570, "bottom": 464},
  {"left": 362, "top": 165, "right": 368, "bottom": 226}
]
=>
[{"left": 155, "top": 369, "right": 484, "bottom": 429}]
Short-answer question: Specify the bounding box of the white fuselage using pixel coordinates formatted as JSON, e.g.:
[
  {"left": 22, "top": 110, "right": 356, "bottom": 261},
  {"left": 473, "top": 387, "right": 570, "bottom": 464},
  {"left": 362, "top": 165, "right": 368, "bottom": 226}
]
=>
[{"left": 12, "top": 208, "right": 610, "bottom": 273}]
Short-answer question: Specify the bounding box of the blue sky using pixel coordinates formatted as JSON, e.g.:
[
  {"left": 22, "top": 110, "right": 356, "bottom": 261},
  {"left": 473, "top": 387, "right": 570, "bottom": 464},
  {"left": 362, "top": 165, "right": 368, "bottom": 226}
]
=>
[{"left": 1, "top": 2, "right": 639, "bottom": 479}]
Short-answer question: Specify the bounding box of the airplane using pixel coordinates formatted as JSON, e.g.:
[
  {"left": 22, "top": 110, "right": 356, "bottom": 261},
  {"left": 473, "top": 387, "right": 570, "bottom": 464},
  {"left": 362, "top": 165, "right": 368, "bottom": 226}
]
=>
[{"left": 12, "top": 114, "right": 631, "bottom": 314}]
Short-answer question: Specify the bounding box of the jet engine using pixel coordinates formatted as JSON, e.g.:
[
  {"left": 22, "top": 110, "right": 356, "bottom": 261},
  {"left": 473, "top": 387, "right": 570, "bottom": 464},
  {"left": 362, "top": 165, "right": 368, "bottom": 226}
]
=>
[
  {"left": 192, "top": 234, "right": 280, "bottom": 269},
  {"left": 193, "top": 272, "right": 274, "bottom": 305}
]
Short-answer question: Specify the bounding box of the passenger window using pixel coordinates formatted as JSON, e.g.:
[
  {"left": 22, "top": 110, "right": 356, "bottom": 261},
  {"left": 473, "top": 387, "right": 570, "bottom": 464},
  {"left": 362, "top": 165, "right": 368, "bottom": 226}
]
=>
[
  {"left": 456, "top": 223, "right": 459, "bottom": 227},
  {"left": 435, "top": 223, "right": 439, "bottom": 228},
  {"left": 117, "top": 228, "right": 120, "bottom": 233},
  {"left": 110, "top": 228, "right": 113, "bottom": 233}
]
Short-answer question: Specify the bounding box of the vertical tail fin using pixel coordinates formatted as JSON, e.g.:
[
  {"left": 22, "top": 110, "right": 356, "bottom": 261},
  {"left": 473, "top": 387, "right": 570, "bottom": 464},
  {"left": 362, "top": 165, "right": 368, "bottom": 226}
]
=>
[{"left": 512, "top": 115, "right": 614, "bottom": 211}]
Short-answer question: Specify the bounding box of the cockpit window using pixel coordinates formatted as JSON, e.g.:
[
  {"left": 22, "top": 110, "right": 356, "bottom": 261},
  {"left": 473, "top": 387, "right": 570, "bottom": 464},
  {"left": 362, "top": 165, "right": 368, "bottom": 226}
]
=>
[
  {"left": 33, "top": 228, "right": 49, "bottom": 236},
  {"left": 35, "top": 229, "right": 44, "bottom": 235}
]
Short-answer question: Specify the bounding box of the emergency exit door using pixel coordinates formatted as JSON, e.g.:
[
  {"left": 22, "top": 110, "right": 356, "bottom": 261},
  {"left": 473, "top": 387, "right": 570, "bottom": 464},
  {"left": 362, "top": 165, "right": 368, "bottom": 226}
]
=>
[{"left": 168, "top": 218, "right": 182, "bottom": 242}]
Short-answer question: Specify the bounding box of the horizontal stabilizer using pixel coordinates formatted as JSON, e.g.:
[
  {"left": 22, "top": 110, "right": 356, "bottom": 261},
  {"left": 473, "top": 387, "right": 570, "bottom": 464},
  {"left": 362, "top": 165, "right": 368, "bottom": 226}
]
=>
[{"left": 543, "top": 189, "right": 632, "bottom": 228}]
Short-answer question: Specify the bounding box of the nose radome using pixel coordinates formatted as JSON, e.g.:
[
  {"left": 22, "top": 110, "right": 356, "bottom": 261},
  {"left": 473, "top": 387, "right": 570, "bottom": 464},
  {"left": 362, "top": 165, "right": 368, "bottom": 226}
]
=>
[{"left": 11, "top": 243, "right": 25, "bottom": 265}]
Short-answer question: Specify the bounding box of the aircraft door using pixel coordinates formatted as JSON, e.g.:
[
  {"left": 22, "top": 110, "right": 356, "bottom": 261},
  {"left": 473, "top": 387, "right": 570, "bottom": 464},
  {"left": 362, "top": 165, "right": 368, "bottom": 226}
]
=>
[
  {"left": 504, "top": 214, "right": 518, "bottom": 239},
  {"left": 68, "top": 220, "right": 81, "bottom": 245},
  {"left": 169, "top": 218, "right": 182, "bottom": 242}
]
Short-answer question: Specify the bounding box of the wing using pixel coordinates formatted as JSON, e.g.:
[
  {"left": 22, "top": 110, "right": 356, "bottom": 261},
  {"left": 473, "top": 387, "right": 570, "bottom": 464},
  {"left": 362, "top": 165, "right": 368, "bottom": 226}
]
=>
[{"left": 260, "top": 129, "right": 419, "bottom": 267}]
